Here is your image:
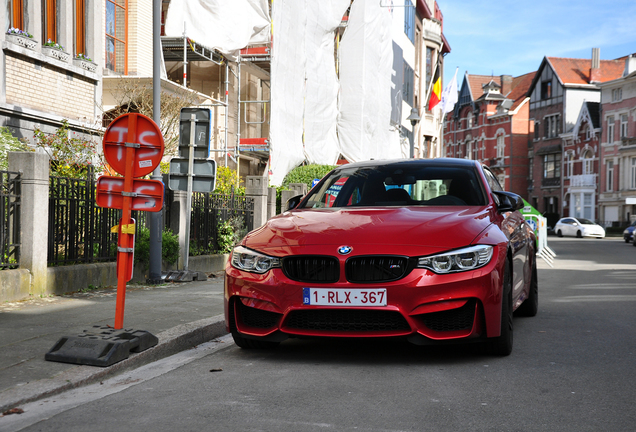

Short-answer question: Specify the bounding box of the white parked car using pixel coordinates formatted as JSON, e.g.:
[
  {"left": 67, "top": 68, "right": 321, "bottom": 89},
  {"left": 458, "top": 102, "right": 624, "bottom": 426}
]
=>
[{"left": 554, "top": 217, "right": 605, "bottom": 239}]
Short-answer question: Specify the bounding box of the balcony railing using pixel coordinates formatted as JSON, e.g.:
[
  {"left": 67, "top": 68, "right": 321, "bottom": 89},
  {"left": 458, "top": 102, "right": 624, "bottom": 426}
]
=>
[
  {"left": 542, "top": 177, "right": 560, "bottom": 187},
  {"left": 569, "top": 174, "right": 597, "bottom": 188}
]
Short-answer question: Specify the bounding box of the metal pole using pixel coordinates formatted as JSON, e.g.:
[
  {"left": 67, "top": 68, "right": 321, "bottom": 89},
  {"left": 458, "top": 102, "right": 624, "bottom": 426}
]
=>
[
  {"left": 224, "top": 61, "right": 229, "bottom": 166},
  {"left": 184, "top": 114, "right": 196, "bottom": 271},
  {"left": 183, "top": 23, "right": 187, "bottom": 87},
  {"left": 148, "top": 0, "right": 163, "bottom": 284}
]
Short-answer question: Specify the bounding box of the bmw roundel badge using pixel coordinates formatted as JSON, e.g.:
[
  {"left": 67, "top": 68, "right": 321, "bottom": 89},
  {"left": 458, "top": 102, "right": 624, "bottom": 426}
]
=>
[{"left": 338, "top": 245, "right": 353, "bottom": 255}]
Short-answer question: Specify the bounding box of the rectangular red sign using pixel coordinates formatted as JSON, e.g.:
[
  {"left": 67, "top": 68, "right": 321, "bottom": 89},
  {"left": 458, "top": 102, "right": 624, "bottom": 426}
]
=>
[{"left": 96, "top": 176, "right": 164, "bottom": 212}]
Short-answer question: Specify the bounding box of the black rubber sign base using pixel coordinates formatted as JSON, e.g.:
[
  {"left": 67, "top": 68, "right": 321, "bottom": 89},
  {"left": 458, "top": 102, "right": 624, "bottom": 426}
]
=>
[{"left": 45, "top": 326, "right": 159, "bottom": 367}]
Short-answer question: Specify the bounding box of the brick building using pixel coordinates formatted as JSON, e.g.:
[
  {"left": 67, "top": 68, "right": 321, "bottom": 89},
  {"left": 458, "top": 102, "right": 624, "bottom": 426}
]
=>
[
  {"left": 1, "top": 1, "right": 102, "bottom": 144},
  {"left": 598, "top": 55, "right": 636, "bottom": 226},
  {"left": 443, "top": 71, "right": 535, "bottom": 197},
  {"left": 526, "top": 50, "right": 624, "bottom": 224}
]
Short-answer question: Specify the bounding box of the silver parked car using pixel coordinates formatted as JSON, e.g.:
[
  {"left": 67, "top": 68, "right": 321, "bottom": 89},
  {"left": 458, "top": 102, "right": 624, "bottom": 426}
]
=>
[{"left": 554, "top": 217, "right": 605, "bottom": 239}]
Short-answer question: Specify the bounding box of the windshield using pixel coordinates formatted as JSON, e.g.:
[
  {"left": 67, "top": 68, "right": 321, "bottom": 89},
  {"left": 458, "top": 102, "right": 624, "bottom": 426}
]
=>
[{"left": 302, "top": 164, "right": 487, "bottom": 209}]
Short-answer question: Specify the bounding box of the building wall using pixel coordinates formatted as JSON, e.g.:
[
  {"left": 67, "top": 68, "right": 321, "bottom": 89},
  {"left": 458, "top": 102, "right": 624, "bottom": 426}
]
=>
[
  {"left": 5, "top": 55, "right": 95, "bottom": 121},
  {"left": 598, "top": 69, "right": 636, "bottom": 224}
]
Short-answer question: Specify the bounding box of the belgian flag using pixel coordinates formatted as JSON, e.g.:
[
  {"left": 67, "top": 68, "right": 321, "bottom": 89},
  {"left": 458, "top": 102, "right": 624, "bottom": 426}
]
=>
[{"left": 428, "top": 68, "right": 441, "bottom": 111}]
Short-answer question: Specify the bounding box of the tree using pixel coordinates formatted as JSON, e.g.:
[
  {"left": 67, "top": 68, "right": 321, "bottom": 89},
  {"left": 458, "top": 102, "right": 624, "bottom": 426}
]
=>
[{"left": 103, "top": 78, "right": 201, "bottom": 157}]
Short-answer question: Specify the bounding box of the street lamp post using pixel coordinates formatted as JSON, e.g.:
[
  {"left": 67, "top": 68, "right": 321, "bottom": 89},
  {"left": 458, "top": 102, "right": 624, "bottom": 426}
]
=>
[{"left": 407, "top": 107, "right": 421, "bottom": 158}]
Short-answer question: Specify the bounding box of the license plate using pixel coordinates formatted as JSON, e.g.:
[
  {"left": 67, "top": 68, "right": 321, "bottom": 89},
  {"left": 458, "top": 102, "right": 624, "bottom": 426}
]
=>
[{"left": 303, "top": 288, "right": 387, "bottom": 306}]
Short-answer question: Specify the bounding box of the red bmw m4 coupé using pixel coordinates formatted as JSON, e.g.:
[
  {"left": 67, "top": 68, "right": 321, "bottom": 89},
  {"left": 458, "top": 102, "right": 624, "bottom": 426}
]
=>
[{"left": 225, "top": 158, "right": 538, "bottom": 355}]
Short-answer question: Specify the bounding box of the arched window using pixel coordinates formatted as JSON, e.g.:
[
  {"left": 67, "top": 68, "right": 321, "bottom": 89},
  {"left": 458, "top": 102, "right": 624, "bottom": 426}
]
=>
[{"left": 581, "top": 149, "right": 593, "bottom": 175}]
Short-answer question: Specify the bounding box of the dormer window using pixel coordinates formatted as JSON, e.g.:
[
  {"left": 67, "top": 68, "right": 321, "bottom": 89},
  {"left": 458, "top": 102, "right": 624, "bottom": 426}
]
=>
[{"left": 482, "top": 80, "right": 501, "bottom": 95}]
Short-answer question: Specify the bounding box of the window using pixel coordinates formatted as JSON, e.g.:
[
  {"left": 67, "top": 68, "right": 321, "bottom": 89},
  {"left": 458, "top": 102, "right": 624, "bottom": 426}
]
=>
[
  {"left": 483, "top": 168, "right": 503, "bottom": 192},
  {"left": 466, "top": 141, "right": 472, "bottom": 160},
  {"left": 541, "top": 81, "right": 552, "bottom": 100},
  {"left": 581, "top": 150, "right": 593, "bottom": 175},
  {"left": 425, "top": 47, "right": 433, "bottom": 97},
  {"left": 467, "top": 112, "right": 473, "bottom": 128},
  {"left": 534, "top": 121, "right": 540, "bottom": 140},
  {"left": 607, "top": 116, "right": 615, "bottom": 143},
  {"left": 403, "top": 61, "right": 414, "bottom": 106},
  {"left": 544, "top": 114, "right": 561, "bottom": 139},
  {"left": 564, "top": 152, "right": 573, "bottom": 178},
  {"left": 606, "top": 161, "right": 614, "bottom": 192},
  {"left": 631, "top": 158, "right": 636, "bottom": 190},
  {"left": 621, "top": 114, "right": 629, "bottom": 138},
  {"left": 6, "top": 0, "right": 24, "bottom": 31},
  {"left": 496, "top": 134, "right": 504, "bottom": 158},
  {"left": 74, "top": 0, "right": 86, "bottom": 56},
  {"left": 543, "top": 153, "right": 561, "bottom": 179},
  {"left": 612, "top": 88, "right": 623, "bottom": 102},
  {"left": 404, "top": 0, "right": 415, "bottom": 43},
  {"left": 106, "top": 0, "right": 127, "bottom": 74},
  {"left": 42, "top": 0, "right": 57, "bottom": 43}
]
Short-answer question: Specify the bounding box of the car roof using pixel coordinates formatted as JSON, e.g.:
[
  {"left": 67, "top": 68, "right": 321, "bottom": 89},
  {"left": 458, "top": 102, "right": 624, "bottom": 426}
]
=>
[{"left": 331, "top": 158, "right": 480, "bottom": 172}]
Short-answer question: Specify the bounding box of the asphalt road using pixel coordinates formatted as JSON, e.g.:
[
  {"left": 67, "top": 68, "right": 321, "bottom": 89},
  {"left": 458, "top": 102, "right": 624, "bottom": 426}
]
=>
[{"left": 4, "top": 237, "right": 636, "bottom": 432}]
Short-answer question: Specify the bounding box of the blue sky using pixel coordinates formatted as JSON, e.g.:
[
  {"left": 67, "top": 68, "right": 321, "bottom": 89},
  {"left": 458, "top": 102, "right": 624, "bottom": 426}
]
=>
[{"left": 440, "top": 0, "right": 636, "bottom": 86}]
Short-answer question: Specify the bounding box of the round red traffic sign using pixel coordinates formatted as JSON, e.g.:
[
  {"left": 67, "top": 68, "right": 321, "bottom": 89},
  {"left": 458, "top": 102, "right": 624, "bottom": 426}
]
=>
[{"left": 103, "top": 113, "right": 164, "bottom": 177}]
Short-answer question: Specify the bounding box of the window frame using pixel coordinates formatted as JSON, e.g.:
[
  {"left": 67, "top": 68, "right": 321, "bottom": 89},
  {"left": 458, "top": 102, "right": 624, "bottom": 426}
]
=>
[
  {"left": 606, "top": 160, "right": 614, "bottom": 192},
  {"left": 543, "top": 153, "right": 561, "bottom": 179},
  {"left": 620, "top": 114, "right": 629, "bottom": 139},
  {"left": 403, "top": 0, "right": 415, "bottom": 43},
  {"left": 74, "top": 0, "right": 86, "bottom": 57},
  {"left": 607, "top": 116, "right": 615, "bottom": 143},
  {"left": 7, "top": 0, "right": 24, "bottom": 31},
  {"left": 105, "top": 0, "right": 128, "bottom": 74}
]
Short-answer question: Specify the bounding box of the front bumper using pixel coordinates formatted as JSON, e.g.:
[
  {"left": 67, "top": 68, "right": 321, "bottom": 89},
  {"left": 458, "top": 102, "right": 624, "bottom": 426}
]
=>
[{"left": 224, "top": 250, "right": 506, "bottom": 344}]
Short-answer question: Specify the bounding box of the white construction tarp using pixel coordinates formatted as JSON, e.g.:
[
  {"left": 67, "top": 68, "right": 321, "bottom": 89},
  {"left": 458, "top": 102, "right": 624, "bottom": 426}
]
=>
[
  {"left": 164, "top": 0, "right": 270, "bottom": 60},
  {"left": 337, "top": 0, "right": 400, "bottom": 162},
  {"left": 269, "top": 0, "right": 350, "bottom": 185}
]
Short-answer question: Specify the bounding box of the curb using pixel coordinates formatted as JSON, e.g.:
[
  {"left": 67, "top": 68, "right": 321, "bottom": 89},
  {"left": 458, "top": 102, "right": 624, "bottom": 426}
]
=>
[{"left": 0, "top": 315, "right": 227, "bottom": 413}]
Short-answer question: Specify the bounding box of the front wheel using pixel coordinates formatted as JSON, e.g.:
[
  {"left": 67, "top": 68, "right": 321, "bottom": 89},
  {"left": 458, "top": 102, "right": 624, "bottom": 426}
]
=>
[
  {"left": 487, "top": 260, "right": 513, "bottom": 356},
  {"left": 576, "top": 230, "right": 582, "bottom": 238}
]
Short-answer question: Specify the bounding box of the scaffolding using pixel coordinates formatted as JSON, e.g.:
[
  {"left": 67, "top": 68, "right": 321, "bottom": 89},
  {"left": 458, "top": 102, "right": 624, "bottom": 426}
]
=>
[{"left": 161, "top": 35, "right": 271, "bottom": 174}]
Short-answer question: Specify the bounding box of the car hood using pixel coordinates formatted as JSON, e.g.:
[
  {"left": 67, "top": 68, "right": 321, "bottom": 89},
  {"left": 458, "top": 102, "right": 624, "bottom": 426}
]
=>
[{"left": 243, "top": 206, "right": 497, "bottom": 256}]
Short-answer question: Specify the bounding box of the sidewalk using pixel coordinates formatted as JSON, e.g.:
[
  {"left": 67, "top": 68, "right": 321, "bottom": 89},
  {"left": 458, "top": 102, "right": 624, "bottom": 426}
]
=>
[{"left": 0, "top": 275, "right": 227, "bottom": 413}]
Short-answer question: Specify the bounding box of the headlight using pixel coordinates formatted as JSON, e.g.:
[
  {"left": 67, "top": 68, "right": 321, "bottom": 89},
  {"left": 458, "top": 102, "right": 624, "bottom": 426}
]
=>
[
  {"left": 231, "top": 246, "right": 281, "bottom": 274},
  {"left": 417, "top": 245, "right": 493, "bottom": 274}
]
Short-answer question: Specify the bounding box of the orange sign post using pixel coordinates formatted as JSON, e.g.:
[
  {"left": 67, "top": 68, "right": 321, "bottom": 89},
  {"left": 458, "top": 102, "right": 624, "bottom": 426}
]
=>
[{"left": 100, "top": 113, "right": 165, "bottom": 329}]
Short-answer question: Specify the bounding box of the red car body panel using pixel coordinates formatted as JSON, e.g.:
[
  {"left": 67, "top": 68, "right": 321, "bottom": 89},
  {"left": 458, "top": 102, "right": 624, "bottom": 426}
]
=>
[{"left": 224, "top": 159, "right": 536, "bottom": 347}]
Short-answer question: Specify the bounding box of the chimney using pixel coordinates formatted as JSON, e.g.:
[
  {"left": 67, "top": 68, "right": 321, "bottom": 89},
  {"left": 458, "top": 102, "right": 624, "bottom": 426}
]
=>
[
  {"left": 590, "top": 48, "right": 601, "bottom": 84},
  {"left": 500, "top": 75, "right": 512, "bottom": 94},
  {"left": 624, "top": 54, "right": 636, "bottom": 77}
]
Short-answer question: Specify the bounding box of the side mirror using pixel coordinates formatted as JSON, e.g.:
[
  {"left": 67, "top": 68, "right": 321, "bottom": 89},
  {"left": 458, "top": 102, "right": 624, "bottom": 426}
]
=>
[
  {"left": 285, "top": 194, "right": 304, "bottom": 211},
  {"left": 493, "top": 191, "right": 524, "bottom": 213}
]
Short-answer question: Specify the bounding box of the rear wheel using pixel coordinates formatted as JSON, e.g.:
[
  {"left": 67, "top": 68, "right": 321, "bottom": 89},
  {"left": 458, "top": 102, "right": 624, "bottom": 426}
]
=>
[
  {"left": 557, "top": 229, "right": 563, "bottom": 237},
  {"left": 487, "top": 260, "right": 513, "bottom": 356},
  {"left": 516, "top": 258, "right": 538, "bottom": 317}
]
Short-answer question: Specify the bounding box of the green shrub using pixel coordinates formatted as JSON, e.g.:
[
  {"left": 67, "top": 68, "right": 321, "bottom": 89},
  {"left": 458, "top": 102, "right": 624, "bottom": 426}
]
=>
[
  {"left": 0, "top": 126, "right": 28, "bottom": 170},
  {"left": 215, "top": 166, "right": 245, "bottom": 195},
  {"left": 281, "top": 164, "right": 336, "bottom": 190},
  {"left": 134, "top": 225, "right": 180, "bottom": 270},
  {"left": 217, "top": 215, "right": 247, "bottom": 254}
]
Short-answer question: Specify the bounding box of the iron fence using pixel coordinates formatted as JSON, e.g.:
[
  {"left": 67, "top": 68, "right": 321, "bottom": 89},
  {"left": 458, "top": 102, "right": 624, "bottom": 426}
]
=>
[
  {"left": 48, "top": 174, "right": 254, "bottom": 266},
  {"left": 0, "top": 170, "right": 21, "bottom": 269},
  {"left": 191, "top": 192, "right": 254, "bottom": 255}
]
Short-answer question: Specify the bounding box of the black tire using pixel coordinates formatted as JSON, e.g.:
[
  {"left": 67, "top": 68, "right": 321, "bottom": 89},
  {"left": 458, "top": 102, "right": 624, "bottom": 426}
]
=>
[
  {"left": 625, "top": 237, "right": 630, "bottom": 243},
  {"left": 231, "top": 331, "right": 280, "bottom": 349},
  {"left": 576, "top": 230, "right": 582, "bottom": 238},
  {"left": 633, "top": 238, "right": 636, "bottom": 247},
  {"left": 516, "top": 257, "right": 538, "bottom": 317},
  {"left": 557, "top": 229, "right": 563, "bottom": 237},
  {"left": 487, "top": 260, "right": 513, "bottom": 356}
]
